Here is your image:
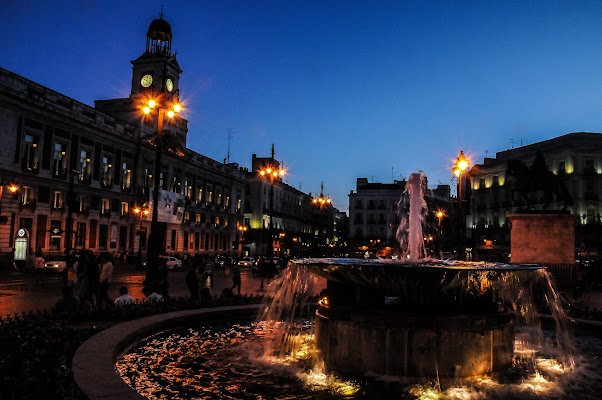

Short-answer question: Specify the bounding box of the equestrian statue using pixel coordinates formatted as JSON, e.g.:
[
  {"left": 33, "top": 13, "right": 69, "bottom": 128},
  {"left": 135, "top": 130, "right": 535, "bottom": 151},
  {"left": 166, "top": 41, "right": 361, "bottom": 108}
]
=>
[{"left": 505, "top": 151, "right": 573, "bottom": 210}]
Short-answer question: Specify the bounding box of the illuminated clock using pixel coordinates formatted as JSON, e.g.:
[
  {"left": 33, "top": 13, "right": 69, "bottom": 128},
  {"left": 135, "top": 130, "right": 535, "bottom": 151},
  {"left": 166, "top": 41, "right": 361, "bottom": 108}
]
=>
[
  {"left": 166, "top": 78, "right": 174, "bottom": 92},
  {"left": 17, "top": 228, "right": 26, "bottom": 237},
  {"left": 141, "top": 74, "right": 153, "bottom": 88}
]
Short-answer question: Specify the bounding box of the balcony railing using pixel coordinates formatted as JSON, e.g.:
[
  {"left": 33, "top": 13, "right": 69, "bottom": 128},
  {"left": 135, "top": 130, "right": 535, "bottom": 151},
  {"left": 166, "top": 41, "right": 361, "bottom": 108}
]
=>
[
  {"left": 22, "top": 159, "right": 39, "bottom": 173},
  {"left": 53, "top": 166, "right": 68, "bottom": 179},
  {"left": 79, "top": 172, "right": 91, "bottom": 184},
  {"left": 101, "top": 176, "right": 112, "bottom": 188},
  {"left": 19, "top": 199, "right": 37, "bottom": 210}
]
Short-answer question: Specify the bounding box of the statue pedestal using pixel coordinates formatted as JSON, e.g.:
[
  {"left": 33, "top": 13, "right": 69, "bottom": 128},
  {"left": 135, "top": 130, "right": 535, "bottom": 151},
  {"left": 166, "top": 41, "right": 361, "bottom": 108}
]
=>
[{"left": 508, "top": 212, "right": 576, "bottom": 287}]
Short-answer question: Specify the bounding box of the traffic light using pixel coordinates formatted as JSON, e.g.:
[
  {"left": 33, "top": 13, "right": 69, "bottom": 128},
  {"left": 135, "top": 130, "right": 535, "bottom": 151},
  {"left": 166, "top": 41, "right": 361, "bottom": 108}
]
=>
[{"left": 232, "top": 241, "right": 236, "bottom": 249}]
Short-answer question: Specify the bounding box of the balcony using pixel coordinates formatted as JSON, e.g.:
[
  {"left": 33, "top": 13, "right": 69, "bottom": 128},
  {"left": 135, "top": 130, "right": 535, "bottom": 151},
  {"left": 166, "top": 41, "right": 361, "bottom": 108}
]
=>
[
  {"left": 21, "top": 159, "right": 39, "bottom": 174},
  {"left": 79, "top": 172, "right": 91, "bottom": 184},
  {"left": 100, "top": 210, "right": 111, "bottom": 218},
  {"left": 19, "top": 199, "right": 37, "bottom": 211},
  {"left": 53, "top": 166, "right": 68, "bottom": 179},
  {"left": 121, "top": 182, "right": 131, "bottom": 192},
  {"left": 101, "top": 176, "right": 112, "bottom": 188}
]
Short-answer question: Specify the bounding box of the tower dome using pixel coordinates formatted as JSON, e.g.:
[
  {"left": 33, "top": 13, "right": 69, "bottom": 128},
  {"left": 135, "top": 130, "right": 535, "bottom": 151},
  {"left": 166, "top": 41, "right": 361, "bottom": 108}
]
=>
[
  {"left": 146, "top": 17, "right": 172, "bottom": 56},
  {"left": 147, "top": 18, "right": 172, "bottom": 42}
]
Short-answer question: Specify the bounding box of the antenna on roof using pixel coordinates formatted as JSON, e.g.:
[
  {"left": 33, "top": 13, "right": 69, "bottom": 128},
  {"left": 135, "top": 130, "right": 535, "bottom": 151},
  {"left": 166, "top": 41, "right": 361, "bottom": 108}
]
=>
[
  {"left": 226, "top": 128, "right": 234, "bottom": 164},
  {"left": 160, "top": 4, "right": 164, "bottom": 19}
]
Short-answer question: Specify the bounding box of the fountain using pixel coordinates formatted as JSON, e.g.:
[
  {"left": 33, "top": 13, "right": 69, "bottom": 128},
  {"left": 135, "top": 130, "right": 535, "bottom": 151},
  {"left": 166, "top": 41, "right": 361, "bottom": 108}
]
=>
[
  {"left": 288, "top": 173, "right": 574, "bottom": 380},
  {"left": 110, "top": 172, "right": 585, "bottom": 399}
]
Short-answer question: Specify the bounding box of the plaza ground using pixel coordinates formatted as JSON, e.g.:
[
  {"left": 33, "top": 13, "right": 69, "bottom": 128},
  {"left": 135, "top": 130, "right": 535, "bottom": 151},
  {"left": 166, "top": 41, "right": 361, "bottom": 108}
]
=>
[{"left": 0, "top": 265, "right": 327, "bottom": 317}]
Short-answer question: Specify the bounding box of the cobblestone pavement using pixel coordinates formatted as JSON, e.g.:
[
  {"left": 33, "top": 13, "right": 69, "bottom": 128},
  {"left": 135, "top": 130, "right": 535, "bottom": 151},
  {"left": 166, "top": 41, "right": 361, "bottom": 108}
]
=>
[{"left": 0, "top": 265, "right": 326, "bottom": 317}]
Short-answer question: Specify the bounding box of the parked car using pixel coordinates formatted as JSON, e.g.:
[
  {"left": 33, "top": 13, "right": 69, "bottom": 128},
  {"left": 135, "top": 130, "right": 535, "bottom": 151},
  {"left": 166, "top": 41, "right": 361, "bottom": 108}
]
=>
[
  {"left": 214, "top": 256, "right": 233, "bottom": 270},
  {"left": 237, "top": 257, "right": 255, "bottom": 268},
  {"left": 160, "top": 255, "right": 182, "bottom": 270},
  {"left": 44, "top": 257, "right": 67, "bottom": 273}
]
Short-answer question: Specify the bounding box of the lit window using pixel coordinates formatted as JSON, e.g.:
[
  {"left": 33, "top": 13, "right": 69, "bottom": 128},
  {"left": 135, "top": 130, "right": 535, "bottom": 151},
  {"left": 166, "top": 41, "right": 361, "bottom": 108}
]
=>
[
  {"left": 101, "top": 198, "right": 110, "bottom": 214},
  {"left": 121, "top": 202, "right": 129, "bottom": 216},
  {"left": 52, "top": 191, "right": 63, "bottom": 209},
  {"left": 21, "top": 186, "right": 34, "bottom": 205}
]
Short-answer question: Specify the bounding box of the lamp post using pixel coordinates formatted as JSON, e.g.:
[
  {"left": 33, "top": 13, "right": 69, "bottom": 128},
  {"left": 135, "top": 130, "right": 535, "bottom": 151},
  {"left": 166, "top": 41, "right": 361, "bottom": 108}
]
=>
[
  {"left": 237, "top": 225, "right": 248, "bottom": 256},
  {"left": 0, "top": 180, "right": 19, "bottom": 224},
  {"left": 141, "top": 96, "right": 182, "bottom": 283},
  {"left": 453, "top": 151, "right": 470, "bottom": 260},
  {"left": 311, "top": 181, "right": 332, "bottom": 210},
  {"left": 258, "top": 159, "right": 285, "bottom": 257}
]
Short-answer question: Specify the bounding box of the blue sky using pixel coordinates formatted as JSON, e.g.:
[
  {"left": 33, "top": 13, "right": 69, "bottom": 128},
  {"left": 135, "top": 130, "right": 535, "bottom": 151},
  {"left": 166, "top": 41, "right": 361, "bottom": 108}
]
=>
[{"left": 2, "top": 1, "right": 601, "bottom": 212}]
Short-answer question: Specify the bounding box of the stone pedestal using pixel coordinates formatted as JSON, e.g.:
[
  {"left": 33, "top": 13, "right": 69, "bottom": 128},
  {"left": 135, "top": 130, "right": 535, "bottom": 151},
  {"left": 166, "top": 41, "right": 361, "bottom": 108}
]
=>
[
  {"left": 508, "top": 213, "right": 576, "bottom": 265},
  {"left": 508, "top": 213, "right": 576, "bottom": 288}
]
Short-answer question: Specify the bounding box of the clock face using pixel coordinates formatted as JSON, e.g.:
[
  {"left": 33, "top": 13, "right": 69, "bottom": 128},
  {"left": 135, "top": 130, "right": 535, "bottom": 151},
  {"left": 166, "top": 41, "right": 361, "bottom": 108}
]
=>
[
  {"left": 141, "top": 74, "right": 153, "bottom": 88},
  {"left": 17, "top": 228, "right": 26, "bottom": 237},
  {"left": 166, "top": 78, "right": 174, "bottom": 92}
]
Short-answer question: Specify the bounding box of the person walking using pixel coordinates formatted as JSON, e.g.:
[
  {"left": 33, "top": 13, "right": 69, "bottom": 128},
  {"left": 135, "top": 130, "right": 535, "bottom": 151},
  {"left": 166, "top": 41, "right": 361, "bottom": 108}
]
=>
[
  {"left": 202, "top": 255, "right": 214, "bottom": 288},
  {"left": 98, "top": 253, "right": 114, "bottom": 307},
  {"left": 34, "top": 253, "right": 45, "bottom": 285},
  {"left": 186, "top": 265, "right": 200, "bottom": 301},
  {"left": 230, "top": 262, "right": 241, "bottom": 295}
]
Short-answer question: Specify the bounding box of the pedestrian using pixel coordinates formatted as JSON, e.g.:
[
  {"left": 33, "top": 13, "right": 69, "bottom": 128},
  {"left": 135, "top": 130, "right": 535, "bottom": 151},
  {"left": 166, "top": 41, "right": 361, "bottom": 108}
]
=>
[
  {"left": 142, "top": 286, "right": 164, "bottom": 302},
  {"left": 185, "top": 265, "right": 200, "bottom": 300},
  {"left": 202, "top": 255, "right": 214, "bottom": 288},
  {"left": 34, "top": 252, "right": 45, "bottom": 285},
  {"left": 114, "top": 286, "right": 135, "bottom": 305},
  {"left": 66, "top": 255, "right": 78, "bottom": 288},
  {"left": 230, "top": 262, "right": 241, "bottom": 295},
  {"left": 98, "top": 253, "right": 114, "bottom": 307},
  {"left": 84, "top": 251, "right": 100, "bottom": 306},
  {"left": 157, "top": 260, "right": 169, "bottom": 298}
]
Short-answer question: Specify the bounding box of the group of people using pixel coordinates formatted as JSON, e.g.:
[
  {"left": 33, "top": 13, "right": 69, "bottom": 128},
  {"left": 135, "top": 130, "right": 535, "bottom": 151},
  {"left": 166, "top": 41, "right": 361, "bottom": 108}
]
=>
[
  {"left": 62, "top": 250, "right": 115, "bottom": 307},
  {"left": 185, "top": 254, "right": 242, "bottom": 299}
]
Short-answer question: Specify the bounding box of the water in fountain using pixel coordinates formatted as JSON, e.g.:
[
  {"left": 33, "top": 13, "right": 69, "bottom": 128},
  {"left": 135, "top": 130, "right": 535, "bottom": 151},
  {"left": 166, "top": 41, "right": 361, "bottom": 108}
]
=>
[{"left": 396, "top": 172, "right": 428, "bottom": 261}]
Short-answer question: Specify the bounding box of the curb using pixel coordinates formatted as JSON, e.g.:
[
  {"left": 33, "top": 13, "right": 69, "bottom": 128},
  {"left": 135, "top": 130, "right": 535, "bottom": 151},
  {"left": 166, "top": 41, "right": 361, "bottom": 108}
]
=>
[{"left": 72, "top": 304, "right": 263, "bottom": 400}]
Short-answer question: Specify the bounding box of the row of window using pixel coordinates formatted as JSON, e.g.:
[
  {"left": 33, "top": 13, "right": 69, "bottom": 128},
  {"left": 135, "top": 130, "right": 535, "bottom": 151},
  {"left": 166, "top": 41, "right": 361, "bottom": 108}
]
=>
[
  {"left": 173, "top": 231, "right": 232, "bottom": 252},
  {"left": 352, "top": 199, "right": 396, "bottom": 210},
  {"left": 21, "top": 127, "right": 242, "bottom": 205},
  {"left": 353, "top": 213, "right": 391, "bottom": 225},
  {"left": 23, "top": 133, "right": 133, "bottom": 190}
]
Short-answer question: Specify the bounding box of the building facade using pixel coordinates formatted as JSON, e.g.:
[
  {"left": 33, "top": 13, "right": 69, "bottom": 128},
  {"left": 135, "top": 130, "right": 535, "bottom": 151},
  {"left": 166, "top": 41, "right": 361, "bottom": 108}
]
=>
[
  {"left": 469, "top": 132, "right": 602, "bottom": 260},
  {"left": 243, "top": 153, "right": 344, "bottom": 257},
  {"left": 0, "top": 17, "right": 247, "bottom": 265},
  {"left": 348, "top": 177, "right": 452, "bottom": 256}
]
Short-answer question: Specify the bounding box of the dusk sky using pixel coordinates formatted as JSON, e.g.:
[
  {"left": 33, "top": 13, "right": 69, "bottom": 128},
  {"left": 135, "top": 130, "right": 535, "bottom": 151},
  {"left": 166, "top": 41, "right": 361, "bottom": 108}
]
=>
[{"left": 2, "top": 1, "right": 601, "bottom": 212}]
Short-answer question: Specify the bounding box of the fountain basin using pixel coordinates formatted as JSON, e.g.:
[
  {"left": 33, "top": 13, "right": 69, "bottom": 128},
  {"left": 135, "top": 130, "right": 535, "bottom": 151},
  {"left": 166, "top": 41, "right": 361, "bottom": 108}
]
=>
[
  {"left": 316, "top": 306, "right": 513, "bottom": 378},
  {"left": 292, "top": 258, "right": 544, "bottom": 378}
]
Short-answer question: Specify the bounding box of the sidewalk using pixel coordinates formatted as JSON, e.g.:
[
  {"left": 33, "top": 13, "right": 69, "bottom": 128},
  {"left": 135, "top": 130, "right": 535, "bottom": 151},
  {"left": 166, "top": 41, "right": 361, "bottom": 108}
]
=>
[{"left": 0, "top": 265, "right": 326, "bottom": 317}]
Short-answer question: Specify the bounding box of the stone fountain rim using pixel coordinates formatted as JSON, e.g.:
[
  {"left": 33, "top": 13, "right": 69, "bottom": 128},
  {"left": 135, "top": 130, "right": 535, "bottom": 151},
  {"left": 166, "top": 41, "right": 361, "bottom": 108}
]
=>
[
  {"left": 291, "top": 257, "right": 545, "bottom": 271},
  {"left": 72, "top": 304, "right": 262, "bottom": 400}
]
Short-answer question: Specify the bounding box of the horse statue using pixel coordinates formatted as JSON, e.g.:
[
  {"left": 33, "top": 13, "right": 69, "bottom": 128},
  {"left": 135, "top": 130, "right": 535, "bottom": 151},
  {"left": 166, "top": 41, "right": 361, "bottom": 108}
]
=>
[{"left": 505, "top": 152, "right": 573, "bottom": 210}]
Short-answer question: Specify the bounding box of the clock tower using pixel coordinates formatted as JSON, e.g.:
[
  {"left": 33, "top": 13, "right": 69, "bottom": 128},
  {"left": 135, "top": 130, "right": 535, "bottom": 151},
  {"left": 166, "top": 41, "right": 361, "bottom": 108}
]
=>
[
  {"left": 130, "top": 16, "right": 182, "bottom": 98},
  {"left": 95, "top": 14, "right": 188, "bottom": 149}
]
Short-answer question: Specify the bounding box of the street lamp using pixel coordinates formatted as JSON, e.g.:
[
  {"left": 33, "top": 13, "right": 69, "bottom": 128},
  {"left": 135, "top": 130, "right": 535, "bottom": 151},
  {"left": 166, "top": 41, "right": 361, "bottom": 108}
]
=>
[
  {"left": 258, "top": 162, "right": 285, "bottom": 256},
  {"left": 141, "top": 95, "right": 182, "bottom": 283},
  {"left": 435, "top": 209, "right": 445, "bottom": 226},
  {"left": 311, "top": 182, "right": 332, "bottom": 210},
  {"left": 452, "top": 151, "right": 470, "bottom": 260},
  {"left": 0, "top": 180, "right": 19, "bottom": 224}
]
